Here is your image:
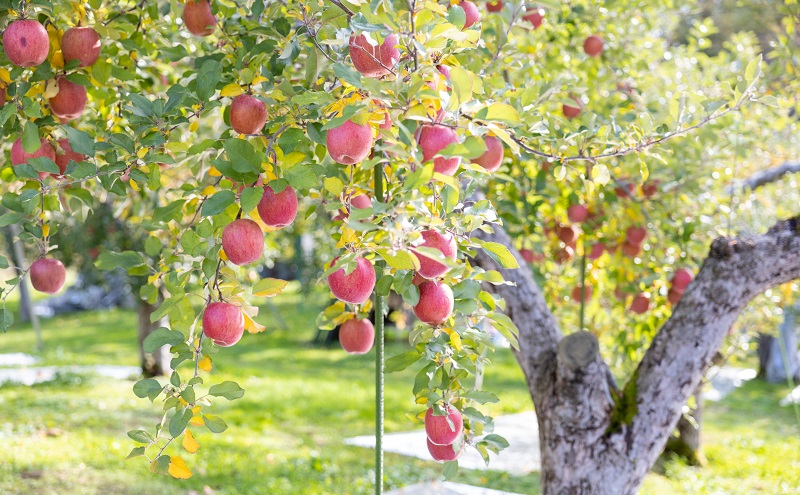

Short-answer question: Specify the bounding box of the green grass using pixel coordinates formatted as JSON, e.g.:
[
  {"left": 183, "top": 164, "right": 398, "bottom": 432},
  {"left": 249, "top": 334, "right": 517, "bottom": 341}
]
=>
[{"left": 0, "top": 291, "right": 797, "bottom": 494}]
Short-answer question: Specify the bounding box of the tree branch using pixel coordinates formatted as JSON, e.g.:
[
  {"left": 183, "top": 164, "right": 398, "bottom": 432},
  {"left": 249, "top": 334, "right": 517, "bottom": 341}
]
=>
[{"left": 729, "top": 161, "right": 800, "bottom": 192}]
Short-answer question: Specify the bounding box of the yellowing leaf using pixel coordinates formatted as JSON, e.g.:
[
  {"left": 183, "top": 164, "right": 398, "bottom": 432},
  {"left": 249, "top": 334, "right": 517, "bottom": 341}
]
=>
[
  {"left": 251, "top": 76, "right": 268, "bottom": 86},
  {"left": 43, "top": 79, "right": 59, "bottom": 98},
  {"left": 253, "top": 277, "right": 288, "bottom": 298},
  {"left": 450, "top": 331, "right": 462, "bottom": 351},
  {"left": 220, "top": 83, "right": 244, "bottom": 97},
  {"left": 324, "top": 177, "right": 344, "bottom": 196},
  {"left": 243, "top": 312, "right": 266, "bottom": 334},
  {"left": 168, "top": 456, "right": 192, "bottom": 479},
  {"left": 137, "top": 148, "right": 148, "bottom": 158},
  {"left": 182, "top": 430, "right": 199, "bottom": 454},
  {"left": 198, "top": 355, "right": 212, "bottom": 372},
  {"left": 189, "top": 120, "right": 199, "bottom": 133},
  {"left": 0, "top": 68, "right": 10, "bottom": 84},
  {"left": 208, "top": 166, "right": 222, "bottom": 177},
  {"left": 202, "top": 185, "right": 216, "bottom": 196},
  {"left": 41, "top": 224, "right": 50, "bottom": 237},
  {"left": 282, "top": 151, "right": 306, "bottom": 168},
  {"left": 130, "top": 179, "right": 140, "bottom": 191}
]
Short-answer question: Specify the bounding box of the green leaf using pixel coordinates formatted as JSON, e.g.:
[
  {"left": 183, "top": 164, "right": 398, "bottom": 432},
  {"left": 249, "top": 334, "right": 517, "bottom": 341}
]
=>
[
  {"left": 252, "top": 277, "right": 288, "bottom": 297},
  {"left": 1, "top": 307, "right": 15, "bottom": 332},
  {"left": 475, "top": 103, "right": 520, "bottom": 124},
  {"left": 477, "top": 241, "right": 519, "bottom": 269},
  {"left": 443, "top": 460, "right": 459, "bottom": 479},
  {"left": 201, "top": 190, "right": 236, "bottom": 216},
  {"left": 197, "top": 59, "right": 222, "bottom": 100},
  {"left": 0, "top": 102, "right": 17, "bottom": 128},
  {"left": 240, "top": 187, "right": 263, "bottom": 212},
  {"left": 21, "top": 121, "right": 40, "bottom": 153},
  {"left": 208, "top": 381, "right": 245, "bottom": 400},
  {"left": 448, "top": 67, "right": 473, "bottom": 110},
  {"left": 744, "top": 54, "right": 762, "bottom": 83},
  {"left": 463, "top": 390, "right": 500, "bottom": 404},
  {"left": 385, "top": 350, "right": 422, "bottom": 373},
  {"left": 142, "top": 328, "right": 185, "bottom": 353},
  {"left": 169, "top": 408, "right": 193, "bottom": 438},
  {"left": 223, "top": 138, "right": 262, "bottom": 173},
  {"left": 95, "top": 250, "right": 146, "bottom": 272},
  {"left": 133, "top": 378, "right": 163, "bottom": 401},
  {"left": 202, "top": 414, "right": 228, "bottom": 433},
  {"left": 332, "top": 62, "right": 363, "bottom": 89},
  {"left": 126, "top": 446, "right": 146, "bottom": 459},
  {"left": 127, "top": 429, "right": 154, "bottom": 444},
  {"left": 63, "top": 126, "right": 95, "bottom": 156},
  {"left": 482, "top": 433, "right": 509, "bottom": 450}
]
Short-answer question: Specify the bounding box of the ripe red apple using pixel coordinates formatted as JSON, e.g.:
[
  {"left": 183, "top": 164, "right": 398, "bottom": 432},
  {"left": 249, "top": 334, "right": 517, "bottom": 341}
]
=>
[
  {"left": 230, "top": 94, "right": 267, "bottom": 135},
  {"left": 554, "top": 245, "right": 574, "bottom": 264},
  {"left": 418, "top": 124, "right": 461, "bottom": 175},
  {"left": 349, "top": 32, "right": 400, "bottom": 78},
  {"left": 567, "top": 204, "right": 589, "bottom": 223},
  {"left": 413, "top": 230, "right": 457, "bottom": 279},
  {"left": 3, "top": 20, "right": 49, "bottom": 67},
  {"left": 203, "top": 302, "right": 244, "bottom": 347},
  {"left": 326, "top": 119, "right": 374, "bottom": 165},
  {"left": 471, "top": 135, "right": 504, "bottom": 172},
  {"left": 12, "top": 138, "right": 56, "bottom": 180},
  {"left": 614, "top": 181, "right": 636, "bottom": 199},
  {"left": 414, "top": 281, "right": 454, "bottom": 325},
  {"left": 54, "top": 138, "right": 86, "bottom": 176},
  {"left": 626, "top": 226, "right": 647, "bottom": 245},
  {"left": 328, "top": 256, "right": 376, "bottom": 304},
  {"left": 458, "top": 1, "right": 481, "bottom": 29},
  {"left": 49, "top": 78, "right": 88, "bottom": 122},
  {"left": 222, "top": 218, "right": 264, "bottom": 266},
  {"left": 61, "top": 26, "right": 101, "bottom": 67},
  {"left": 556, "top": 225, "right": 578, "bottom": 244},
  {"left": 427, "top": 437, "right": 463, "bottom": 462},
  {"left": 523, "top": 9, "right": 544, "bottom": 28},
  {"left": 562, "top": 98, "right": 582, "bottom": 119},
  {"left": 333, "top": 193, "right": 372, "bottom": 221},
  {"left": 641, "top": 180, "right": 660, "bottom": 198},
  {"left": 520, "top": 248, "right": 535, "bottom": 264},
  {"left": 339, "top": 317, "right": 375, "bottom": 354},
  {"left": 583, "top": 34, "right": 604, "bottom": 57},
  {"left": 668, "top": 288, "right": 683, "bottom": 305},
  {"left": 629, "top": 293, "right": 650, "bottom": 314},
  {"left": 425, "top": 405, "right": 463, "bottom": 445},
  {"left": 587, "top": 243, "right": 604, "bottom": 261},
  {"left": 621, "top": 241, "right": 642, "bottom": 258},
  {"left": 183, "top": 0, "right": 216, "bottom": 36},
  {"left": 486, "top": 1, "right": 503, "bottom": 12},
  {"left": 29, "top": 258, "right": 66, "bottom": 294},
  {"left": 571, "top": 285, "right": 592, "bottom": 303},
  {"left": 257, "top": 185, "right": 298, "bottom": 228},
  {"left": 671, "top": 268, "right": 694, "bottom": 292},
  {"left": 614, "top": 286, "right": 627, "bottom": 301}
]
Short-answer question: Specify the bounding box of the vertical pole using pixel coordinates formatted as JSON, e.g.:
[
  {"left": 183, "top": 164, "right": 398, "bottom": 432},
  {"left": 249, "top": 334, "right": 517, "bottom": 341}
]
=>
[
  {"left": 373, "top": 164, "right": 385, "bottom": 495},
  {"left": 579, "top": 238, "right": 587, "bottom": 332}
]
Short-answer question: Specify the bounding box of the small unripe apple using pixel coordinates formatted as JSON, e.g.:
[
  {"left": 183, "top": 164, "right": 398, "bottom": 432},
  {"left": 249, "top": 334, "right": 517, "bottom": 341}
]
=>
[
  {"left": 587, "top": 243, "right": 604, "bottom": 261},
  {"left": 54, "top": 138, "right": 86, "bottom": 176},
  {"left": 414, "top": 230, "right": 457, "bottom": 279},
  {"left": 257, "top": 185, "right": 298, "bottom": 228},
  {"left": 583, "top": 34, "right": 604, "bottom": 57},
  {"left": 29, "top": 258, "right": 66, "bottom": 294},
  {"left": 328, "top": 256, "right": 376, "bottom": 304},
  {"left": 625, "top": 226, "right": 647, "bottom": 245},
  {"left": 425, "top": 405, "right": 463, "bottom": 445},
  {"left": 326, "top": 119, "right": 374, "bottom": 165},
  {"left": 349, "top": 33, "right": 400, "bottom": 78},
  {"left": 203, "top": 302, "right": 244, "bottom": 347},
  {"left": 567, "top": 204, "right": 589, "bottom": 223},
  {"left": 562, "top": 98, "right": 582, "bottom": 119},
  {"left": 339, "top": 317, "right": 375, "bottom": 354},
  {"left": 486, "top": 1, "right": 503, "bottom": 12},
  {"left": 471, "top": 135, "right": 504, "bottom": 172},
  {"left": 523, "top": 9, "right": 544, "bottom": 28},
  {"left": 418, "top": 124, "right": 461, "bottom": 176},
  {"left": 629, "top": 293, "right": 650, "bottom": 314},
  {"left": 222, "top": 218, "right": 264, "bottom": 265},
  {"left": 671, "top": 268, "right": 694, "bottom": 292},
  {"left": 458, "top": 1, "right": 481, "bottom": 29},
  {"left": 571, "top": 285, "right": 592, "bottom": 303},
  {"left": 49, "top": 78, "right": 88, "bottom": 122},
  {"left": 183, "top": 0, "right": 216, "bottom": 36},
  {"left": 230, "top": 94, "right": 267, "bottom": 135},
  {"left": 414, "top": 281, "right": 454, "bottom": 325},
  {"left": 12, "top": 138, "right": 57, "bottom": 180},
  {"left": 3, "top": 20, "right": 49, "bottom": 67},
  {"left": 61, "top": 26, "right": 101, "bottom": 67},
  {"left": 427, "top": 437, "right": 463, "bottom": 462},
  {"left": 621, "top": 241, "right": 642, "bottom": 258}
]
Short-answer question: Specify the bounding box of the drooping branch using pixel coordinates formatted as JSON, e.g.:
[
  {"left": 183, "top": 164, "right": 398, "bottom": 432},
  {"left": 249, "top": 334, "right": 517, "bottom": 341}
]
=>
[
  {"left": 623, "top": 216, "right": 800, "bottom": 490},
  {"left": 729, "top": 161, "right": 800, "bottom": 192}
]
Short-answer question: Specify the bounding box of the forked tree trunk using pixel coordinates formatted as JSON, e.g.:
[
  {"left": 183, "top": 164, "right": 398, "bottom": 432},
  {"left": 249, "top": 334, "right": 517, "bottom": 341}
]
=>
[
  {"left": 472, "top": 216, "right": 800, "bottom": 494},
  {"left": 137, "top": 300, "right": 171, "bottom": 377}
]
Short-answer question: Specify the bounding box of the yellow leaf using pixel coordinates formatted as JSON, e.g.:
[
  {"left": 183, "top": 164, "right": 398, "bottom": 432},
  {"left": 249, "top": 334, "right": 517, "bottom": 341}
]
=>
[
  {"left": 130, "top": 179, "right": 140, "bottom": 191},
  {"left": 219, "top": 249, "right": 228, "bottom": 261},
  {"left": 198, "top": 355, "right": 212, "bottom": 372},
  {"left": 208, "top": 166, "right": 222, "bottom": 177},
  {"left": 450, "top": 331, "right": 462, "bottom": 351},
  {"left": 182, "top": 430, "right": 199, "bottom": 454},
  {"left": 0, "top": 68, "right": 11, "bottom": 84},
  {"left": 137, "top": 148, "right": 148, "bottom": 158},
  {"left": 335, "top": 227, "right": 358, "bottom": 249},
  {"left": 189, "top": 414, "right": 204, "bottom": 427},
  {"left": 251, "top": 76, "right": 268, "bottom": 85},
  {"left": 41, "top": 224, "right": 50, "bottom": 237},
  {"left": 168, "top": 456, "right": 192, "bottom": 479},
  {"left": 202, "top": 185, "right": 216, "bottom": 196},
  {"left": 50, "top": 51, "right": 64, "bottom": 69},
  {"left": 220, "top": 83, "right": 244, "bottom": 97},
  {"left": 243, "top": 312, "right": 266, "bottom": 334},
  {"left": 282, "top": 151, "right": 306, "bottom": 168},
  {"left": 189, "top": 120, "right": 199, "bottom": 132},
  {"left": 324, "top": 177, "right": 344, "bottom": 196}
]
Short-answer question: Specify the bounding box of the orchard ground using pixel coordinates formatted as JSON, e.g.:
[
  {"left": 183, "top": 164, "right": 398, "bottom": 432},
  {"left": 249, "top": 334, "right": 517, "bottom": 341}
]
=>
[{"left": 0, "top": 287, "right": 798, "bottom": 495}]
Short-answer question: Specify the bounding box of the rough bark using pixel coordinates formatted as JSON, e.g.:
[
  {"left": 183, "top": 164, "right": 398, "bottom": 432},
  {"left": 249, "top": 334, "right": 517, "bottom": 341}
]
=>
[
  {"left": 472, "top": 216, "right": 800, "bottom": 494},
  {"left": 137, "top": 300, "right": 171, "bottom": 377},
  {"left": 730, "top": 161, "right": 800, "bottom": 192}
]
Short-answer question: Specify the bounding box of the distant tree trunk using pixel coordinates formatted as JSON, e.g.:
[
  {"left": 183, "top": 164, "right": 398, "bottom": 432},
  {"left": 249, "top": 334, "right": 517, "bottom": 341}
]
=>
[
  {"left": 664, "top": 387, "right": 704, "bottom": 465},
  {"left": 758, "top": 303, "right": 800, "bottom": 383},
  {"left": 137, "top": 300, "right": 171, "bottom": 377}
]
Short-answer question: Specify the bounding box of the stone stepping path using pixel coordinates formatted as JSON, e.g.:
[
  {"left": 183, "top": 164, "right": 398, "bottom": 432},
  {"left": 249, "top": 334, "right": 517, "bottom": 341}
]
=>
[{"left": 387, "top": 481, "right": 525, "bottom": 495}]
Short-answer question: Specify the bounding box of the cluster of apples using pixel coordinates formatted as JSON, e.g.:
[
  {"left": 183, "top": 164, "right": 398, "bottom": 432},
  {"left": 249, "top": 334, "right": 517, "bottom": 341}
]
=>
[
  {"left": 425, "top": 404, "right": 465, "bottom": 461},
  {"left": 3, "top": 17, "right": 102, "bottom": 296}
]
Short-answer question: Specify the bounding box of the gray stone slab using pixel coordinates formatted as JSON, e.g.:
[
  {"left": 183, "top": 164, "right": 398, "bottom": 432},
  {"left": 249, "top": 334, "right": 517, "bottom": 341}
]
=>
[
  {"left": 0, "top": 365, "right": 140, "bottom": 386},
  {"left": 346, "top": 411, "right": 539, "bottom": 475},
  {"left": 704, "top": 366, "right": 756, "bottom": 402},
  {"left": 0, "top": 353, "right": 40, "bottom": 367},
  {"left": 387, "top": 481, "right": 525, "bottom": 495}
]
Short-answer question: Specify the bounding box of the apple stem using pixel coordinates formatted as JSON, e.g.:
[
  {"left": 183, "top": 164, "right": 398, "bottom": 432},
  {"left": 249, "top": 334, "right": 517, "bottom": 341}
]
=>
[{"left": 373, "top": 162, "right": 385, "bottom": 495}]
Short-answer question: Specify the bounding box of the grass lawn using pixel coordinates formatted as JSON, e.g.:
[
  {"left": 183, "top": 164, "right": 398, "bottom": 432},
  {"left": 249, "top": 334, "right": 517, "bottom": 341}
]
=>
[{"left": 0, "top": 289, "right": 798, "bottom": 494}]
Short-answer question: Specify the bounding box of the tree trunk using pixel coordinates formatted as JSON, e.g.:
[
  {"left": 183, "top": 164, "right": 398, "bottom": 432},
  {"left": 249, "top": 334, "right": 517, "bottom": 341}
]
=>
[
  {"left": 664, "top": 388, "right": 704, "bottom": 465},
  {"left": 471, "top": 215, "right": 800, "bottom": 494},
  {"left": 758, "top": 303, "right": 800, "bottom": 383},
  {"left": 137, "top": 300, "right": 171, "bottom": 377}
]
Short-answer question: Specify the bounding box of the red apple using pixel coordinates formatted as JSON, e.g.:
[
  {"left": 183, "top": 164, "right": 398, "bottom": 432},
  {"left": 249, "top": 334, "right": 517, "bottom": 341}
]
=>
[
  {"left": 11, "top": 138, "right": 56, "bottom": 180},
  {"left": 471, "top": 135, "right": 504, "bottom": 172},
  {"left": 333, "top": 193, "right": 372, "bottom": 221},
  {"left": 326, "top": 119, "right": 373, "bottom": 165},
  {"left": 29, "top": 258, "right": 66, "bottom": 294},
  {"left": 583, "top": 34, "right": 604, "bottom": 57},
  {"left": 222, "top": 218, "right": 264, "bottom": 266},
  {"left": 523, "top": 9, "right": 544, "bottom": 28},
  {"left": 349, "top": 32, "right": 400, "bottom": 78},
  {"left": 61, "top": 26, "right": 101, "bottom": 67},
  {"left": 230, "top": 94, "right": 267, "bottom": 135},
  {"left": 567, "top": 204, "right": 589, "bottom": 223},
  {"left": 630, "top": 293, "right": 650, "bottom": 314},
  {"left": 257, "top": 185, "right": 298, "bottom": 228},
  {"left": 614, "top": 181, "right": 637, "bottom": 199},
  {"left": 671, "top": 268, "right": 694, "bottom": 292},
  {"left": 183, "top": 0, "right": 216, "bottom": 36},
  {"left": 641, "top": 180, "right": 660, "bottom": 198},
  {"left": 418, "top": 124, "right": 461, "bottom": 176},
  {"left": 328, "top": 256, "right": 376, "bottom": 305},
  {"left": 587, "top": 243, "right": 604, "bottom": 261},
  {"left": 49, "top": 78, "right": 88, "bottom": 122},
  {"left": 427, "top": 437, "right": 463, "bottom": 462},
  {"left": 203, "top": 302, "right": 244, "bottom": 347},
  {"left": 621, "top": 241, "right": 642, "bottom": 258},
  {"left": 614, "top": 287, "right": 627, "bottom": 301},
  {"left": 562, "top": 99, "right": 582, "bottom": 119},
  {"left": 458, "top": 1, "right": 481, "bottom": 29},
  {"left": 486, "top": 1, "right": 503, "bottom": 12},
  {"left": 571, "top": 285, "right": 592, "bottom": 303},
  {"left": 414, "top": 281, "right": 454, "bottom": 325},
  {"left": 413, "top": 230, "right": 457, "bottom": 279},
  {"left": 54, "top": 138, "right": 86, "bottom": 176},
  {"left": 626, "top": 226, "right": 647, "bottom": 245},
  {"left": 554, "top": 246, "right": 574, "bottom": 264},
  {"left": 668, "top": 288, "right": 683, "bottom": 305},
  {"left": 339, "top": 317, "right": 375, "bottom": 354},
  {"left": 3, "top": 20, "right": 49, "bottom": 67},
  {"left": 556, "top": 225, "right": 578, "bottom": 244},
  {"left": 520, "top": 248, "right": 535, "bottom": 264},
  {"left": 425, "top": 405, "right": 463, "bottom": 445}
]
